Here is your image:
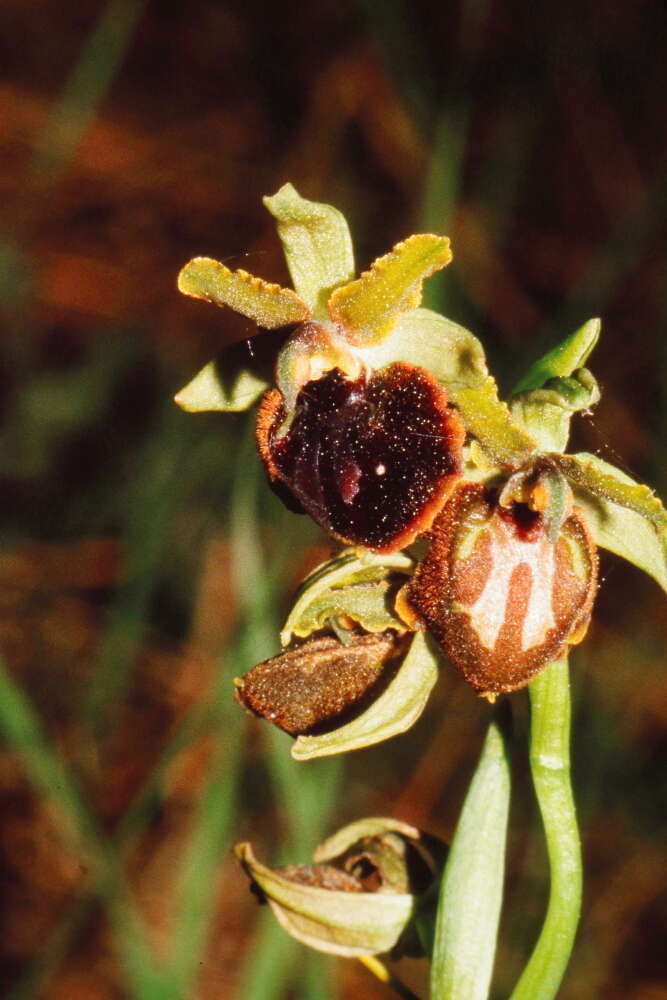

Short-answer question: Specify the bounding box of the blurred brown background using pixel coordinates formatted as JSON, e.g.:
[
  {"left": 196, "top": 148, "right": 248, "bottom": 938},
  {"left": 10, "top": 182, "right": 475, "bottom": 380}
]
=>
[{"left": 0, "top": 1, "right": 665, "bottom": 998}]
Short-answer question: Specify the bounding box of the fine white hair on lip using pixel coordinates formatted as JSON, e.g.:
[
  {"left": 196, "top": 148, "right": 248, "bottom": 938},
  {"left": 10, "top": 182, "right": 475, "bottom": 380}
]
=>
[{"left": 375, "top": 463, "right": 386, "bottom": 475}]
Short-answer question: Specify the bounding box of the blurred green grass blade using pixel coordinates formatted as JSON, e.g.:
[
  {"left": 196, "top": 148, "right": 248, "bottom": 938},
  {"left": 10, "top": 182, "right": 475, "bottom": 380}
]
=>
[
  {"left": 0, "top": 656, "right": 95, "bottom": 845},
  {"left": 28, "top": 0, "right": 148, "bottom": 187},
  {"left": 235, "top": 911, "right": 300, "bottom": 1000},
  {"left": 0, "top": 655, "right": 170, "bottom": 999},
  {"left": 165, "top": 422, "right": 272, "bottom": 997},
  {"left": 84, "top": 408, "right": 193, "bottom": 735},
  {"left": 430, "top": 717, "right": 511, "bottom": 1000}
]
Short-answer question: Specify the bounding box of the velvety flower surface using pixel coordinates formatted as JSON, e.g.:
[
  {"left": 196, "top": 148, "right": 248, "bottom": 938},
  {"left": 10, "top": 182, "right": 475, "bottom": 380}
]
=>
[
  {"left": 408, "top": 483, "right": 598, "bottom": 693},
  {"left": 256, "top": 362, "right": 464, "bottom": 552},
  {"left": 176, "top": 184, "right": 667, "bottom": 745}
]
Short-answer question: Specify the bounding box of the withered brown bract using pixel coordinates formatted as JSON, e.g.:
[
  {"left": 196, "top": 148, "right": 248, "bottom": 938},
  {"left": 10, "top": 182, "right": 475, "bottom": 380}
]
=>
[
  {"left": 235, "top": 632, "right": 402, "bottom": 735},
  {"left": 408, "top": 484, "right": 598, "bottom": 693},
  {"left": 255, "top": 362, "right": 465, "bottom": 553}
]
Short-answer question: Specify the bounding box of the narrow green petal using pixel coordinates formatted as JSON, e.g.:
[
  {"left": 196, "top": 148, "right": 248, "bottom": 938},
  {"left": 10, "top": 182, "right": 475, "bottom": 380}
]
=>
[
  {"left": 560, "top": 452, "right": 667, "bottom": 592},
  {"left": 555, "top": 452, "right": 667, "bottom": 532},
  {"left": 281, "top": 549, "right": 414, "bottom": 645},
  {"left": 234, "top": 843, "right": 413, "bottom": 957},
  {"left": 512, "top": 318, "right": 601, "bottom": 395},
  {"left": 328, "top": 234, "right": 452, "bottom": 345},
  {"left": 453, "top": 377, "right": 537, "bottom": 468},
  {"left": 178, "top": 256, "right": 309, "bottom": 329},
  {"left": 174, "top": 355, "right": 269, "bottom": 412},
  {"left": 430, "top": 719, "right": 511, "bottom": 1000},
  {"left": 263, "top": 183, "right": 355, "bottom": 319},
  {"left": 291, "top": 631, "right": 440, "bottom": 760}
]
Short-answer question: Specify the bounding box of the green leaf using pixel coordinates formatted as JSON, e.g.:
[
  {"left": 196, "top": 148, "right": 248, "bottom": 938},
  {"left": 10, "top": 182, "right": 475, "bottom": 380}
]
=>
[
  {"left": 430, "top": 719, "right": 511, "bottom": 1000},
  {"left": 510, "top": 368, "right": 600, "bottom": 452},
  {"left": 512, "top": 318, "right": 600, "bottom": 395},
  {"left": 263, "top": 183, "right": 355, "bottom": 320},
  {"left": 328, "top": 234, "right": 452, "bottom": 345},
  {"left": 560, "top": 452, "right": 667, "bottom": 592},
  {"left": 313, "top": 818, "right": 420, "bottom": 863},
  {"left": 178, "top": 256, "right": 309, "bottom": 328},
  {"left": 281, "top": 549, "right": 414, "bottom": 645},
  {"left": 291, "top": 631, "right": 440, "bottom": 760},
  {"left": 234, "top": 842, "right": 414, "bottom": 957},
  {"left": 453, "top": 377, "right": 537, "bottom": 468},
  {"left": 361, "top": 307, "right": 488, "bottom": 391},
  {"left": 174, "top": 352, "right": 269, "bottom": 412}
]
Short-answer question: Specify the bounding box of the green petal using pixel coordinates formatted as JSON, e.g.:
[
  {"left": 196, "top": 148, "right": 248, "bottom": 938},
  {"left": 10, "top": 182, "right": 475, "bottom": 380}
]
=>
[
  {"left": 328, "top": 234, "right": 452, "bottom": 345},
  {"left": 559, "top": 452, "right": 667, "bottom": 592},
  {"left": 178, "top": 256, "right": 309, "bottom": 329},
  {"left": 263, "top": 183, "right": 355, "bottom": 320},
  {"left": 453, "top": 377, "right": 537, "bottom": 468},
  {"left": 281, "top": 549, "right": 414, "bottom": 645},
  {"left": 361, "top": 307, "right": 488, "bottom": 391},
  {"left": 234, "top": 842, "right": 413, "bottom": 957},
  {"left": 510, "top": 368, "right": 600, "bottom": 452},
  {"left": 313, "top": 818, "right": 420, "bottom": 863},
  {"left": 430, "top": 719, "right": 511, "bottom": 1000},
  {"left": 174, "top": 349, "right": 270, "bottom": 412},
  {"left": 291, "top": 631, "right": 439, "bottom": 760},
  {"left": 512, "top": 318, "right": 600, "bottom": 395}
]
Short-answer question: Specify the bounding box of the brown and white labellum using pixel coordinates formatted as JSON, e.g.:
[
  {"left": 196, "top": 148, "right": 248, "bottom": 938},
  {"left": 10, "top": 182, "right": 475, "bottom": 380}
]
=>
[
  {"left": 255, "top": 362, "right": 465, "bottom": 553},
  {"left": 408, "top": 484, "right": 598, "bottom": 693}
]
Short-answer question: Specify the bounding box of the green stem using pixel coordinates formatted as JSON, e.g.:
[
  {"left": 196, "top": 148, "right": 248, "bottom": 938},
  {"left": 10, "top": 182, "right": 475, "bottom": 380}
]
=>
[{"left": 510, "top": 658, "right": 582, "bottom": 1000}]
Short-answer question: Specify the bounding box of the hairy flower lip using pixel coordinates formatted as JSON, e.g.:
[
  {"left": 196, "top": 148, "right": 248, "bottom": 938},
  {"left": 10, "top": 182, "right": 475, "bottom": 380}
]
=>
[
  {"left": 408, "top": 483, "right": 599, "bottom": 693},
  {"left": 255, "top": 362, "right": 465, "bottom": 554}
]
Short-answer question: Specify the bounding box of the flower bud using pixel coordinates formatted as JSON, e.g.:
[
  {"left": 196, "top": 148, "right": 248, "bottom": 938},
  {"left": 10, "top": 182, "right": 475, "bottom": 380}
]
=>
[
  {"left": 408, "top": 483, "right": 598, "bottom": 693},
  {"left": 235, "top": 818, "right": 443, "bottom": 957}
]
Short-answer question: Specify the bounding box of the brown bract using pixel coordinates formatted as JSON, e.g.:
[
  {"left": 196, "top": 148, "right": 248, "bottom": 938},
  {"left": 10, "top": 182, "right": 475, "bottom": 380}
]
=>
[
  {"left": 408, "top": 484, "right": 598, "bottom": 693},
  {"left": 234, "top": 632, "right": 402, "bottom": 736},
  {"left": 255, "top": 362, "right": 465, "bottom": 553}
]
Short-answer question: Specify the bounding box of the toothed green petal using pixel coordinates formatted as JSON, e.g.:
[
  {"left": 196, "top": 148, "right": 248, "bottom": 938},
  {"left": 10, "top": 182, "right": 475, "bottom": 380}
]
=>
[
  {"left": 329, "top": 234, "right": 452, "bottom": 345},
  {"left": 178, "top": 256, "right": 309, "bottom": 328}
]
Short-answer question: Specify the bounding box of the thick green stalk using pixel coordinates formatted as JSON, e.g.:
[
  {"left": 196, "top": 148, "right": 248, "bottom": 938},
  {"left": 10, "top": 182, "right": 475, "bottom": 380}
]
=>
[{"left": 510, "top": 658, "right": 582, "bottom": 1000}]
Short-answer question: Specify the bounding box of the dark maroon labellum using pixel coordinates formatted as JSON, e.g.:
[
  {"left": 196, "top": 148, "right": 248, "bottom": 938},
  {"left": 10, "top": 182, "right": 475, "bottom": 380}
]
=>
[
  {"left": 408, "top": 484, "right": 598, "bottom": 693},
  {"left": 255, "top": 362, "right": 465, "bottom": 553}
]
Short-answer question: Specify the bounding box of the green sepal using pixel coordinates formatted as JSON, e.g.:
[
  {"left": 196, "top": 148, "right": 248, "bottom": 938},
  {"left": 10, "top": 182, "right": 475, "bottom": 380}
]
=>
[
  {"left": 328, "top": 234, "right": 452, "bottom": 346},
  {"left": 291, "top": 631, "right": 439, "bottom": 760},
  {"left": 430, "top": 719, "right": 511, "bottom": 1000},
  {"left": 561, "top": 452, "right": 667, "bottom": 592},
  {"left": 234, "top": 842, "right": 414, "bottom": 957},
  {"left": 263, "top": 183, "right": 355, "bottom": 320},
  {"left": 512, "top": 318, "right": 600, "bottom": 395},
  {"left": 313, "top": 817, "right": 420, "bottom": 864},
  {"left": 281, "top": 549, "right": 414, "bottom": 645},
  {"left": 361, "top": 307, "right": 488, "bottom": 391},
  {"left": 178, "top": 256, "right": 309, "bottom": 329},
  {"left": 174, "top": 344, "right": 272, "bottom": 412},
  {"left": 511, "top": 368, "right": 600, "bottom": 452}
]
